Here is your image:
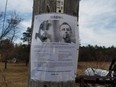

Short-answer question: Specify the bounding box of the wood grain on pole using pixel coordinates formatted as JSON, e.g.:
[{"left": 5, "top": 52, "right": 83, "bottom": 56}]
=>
[{"left": 29, "top": 0, "right": 80, "bottom": 87}]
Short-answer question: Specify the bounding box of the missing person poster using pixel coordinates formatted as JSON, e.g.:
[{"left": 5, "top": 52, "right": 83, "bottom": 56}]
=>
[{"left": 31, "top": 13, "right": 79, "bottom": 82}]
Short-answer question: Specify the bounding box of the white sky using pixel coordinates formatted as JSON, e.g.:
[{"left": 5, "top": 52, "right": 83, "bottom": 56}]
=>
[
  {"left": 79, "top": 0, "right": 116, "bottom": 47},
  {"left": 0, "top": 0, "right": 33, "bottom": 43},
  {"left": 0, "top": 0, "right": 116, "bottom": 47},
  {"left": 0, "top": 0, "right": 33, "bottom": 28}
]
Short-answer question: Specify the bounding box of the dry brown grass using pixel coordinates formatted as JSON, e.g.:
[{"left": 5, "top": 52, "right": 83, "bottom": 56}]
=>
[
  {"left": 0, "top": 63, "right": 28, "bottom": 87},
  {"left": 0, "top": 61, "right": 111, "bottom": 87}
]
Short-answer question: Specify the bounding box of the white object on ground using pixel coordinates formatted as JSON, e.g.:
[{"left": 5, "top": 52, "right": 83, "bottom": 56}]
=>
[{"left": 84, "top": 68, "right": 109, "bottom": 77}]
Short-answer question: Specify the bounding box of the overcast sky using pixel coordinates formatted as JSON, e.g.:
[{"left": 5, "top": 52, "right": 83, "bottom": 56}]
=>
[
  {"left": 80, "top": 0, "right": 116, "bottom": 47},
  {"left": 0, "top": 0, "right": 33, "bottom": 27},
  {"left": 0, "top": 0, "right": 116, "bottom": 47}
]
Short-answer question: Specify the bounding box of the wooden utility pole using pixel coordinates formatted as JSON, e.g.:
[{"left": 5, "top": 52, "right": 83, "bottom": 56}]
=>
[
  {"left": 29, "top": 0, "right": 80, "bottom": 87},
  {"left": 31, "top": 0, "right": 79, "bottom": 29}
]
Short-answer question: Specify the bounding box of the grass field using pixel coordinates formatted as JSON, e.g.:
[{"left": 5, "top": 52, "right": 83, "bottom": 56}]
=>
[
  {"left": 0, "top": 63, "right": 28, "bottom": 87},
  {"left": 0, "top": 62, "right": 111, "bottom": 87}
]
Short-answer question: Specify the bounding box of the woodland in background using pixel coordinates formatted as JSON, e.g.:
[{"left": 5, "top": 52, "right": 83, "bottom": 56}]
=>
[
  {"left": 0, "top": 40, "right": 30, "bottom": 63},
  {"left": 79, "top": 45, "right": 116, "bottom": 61},
  {"left": 1, "top": 42, "right": 116, "bottom": 63},
  {"left": 0, "top": 11, "right": 115, "bottom": 63}
]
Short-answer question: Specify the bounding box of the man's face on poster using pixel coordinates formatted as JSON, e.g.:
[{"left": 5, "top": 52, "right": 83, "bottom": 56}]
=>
[{"left": 60, "top": 23, "right": 72, "bottom": 42}]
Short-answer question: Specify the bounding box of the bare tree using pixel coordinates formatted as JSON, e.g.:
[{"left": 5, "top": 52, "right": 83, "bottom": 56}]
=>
[
  {"left": 0, "top": 11, "right": 22, "bottom": 42},
  {"left": 0, "top": 11, "right": 22, "bottom": 69}
]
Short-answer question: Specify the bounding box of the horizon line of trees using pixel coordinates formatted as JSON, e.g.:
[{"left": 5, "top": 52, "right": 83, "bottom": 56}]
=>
[
  {"left": 1, "top": 23, "right": 116, "bottom": 63},
  {"left": 0, "top": 10, "right": 116, "bottom": 65},
  {"left": 79, "top": 44, "right": 116, "bottom": 61}
]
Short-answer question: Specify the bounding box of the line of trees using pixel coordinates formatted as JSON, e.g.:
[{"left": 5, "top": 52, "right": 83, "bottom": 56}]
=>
[
  {"left": 2, "top": 25, "right": 116, "bottom": 63},
  {"left": 0, "top": 39, "right": 29, "bottom": 63},
  {"left": 0, "top": 11, "right": 116, "bottom": 65},
  {"left": 79, "top": 45, "right": 116, "bottom": 61}
]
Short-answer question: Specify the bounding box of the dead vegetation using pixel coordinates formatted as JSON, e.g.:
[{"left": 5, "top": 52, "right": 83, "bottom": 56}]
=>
[
  {"left": 0, "top": 61, "right": 111, "bottom": 87},
  {"left": 0, "top": 63, "right": 28, "bottom": 87}
]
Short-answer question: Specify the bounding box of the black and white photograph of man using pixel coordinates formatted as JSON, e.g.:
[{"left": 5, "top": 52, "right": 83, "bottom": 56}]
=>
[
  {"left": 59, "top": 22, "right": 75, "bottom": 43},
  {"left": 34, "top": 20, "right": 76, "bottom": 43}
]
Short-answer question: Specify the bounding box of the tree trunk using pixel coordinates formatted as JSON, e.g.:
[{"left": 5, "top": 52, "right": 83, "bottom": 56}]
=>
[{"left": 29, "top": 0, "right": 80, "bottom": 87}]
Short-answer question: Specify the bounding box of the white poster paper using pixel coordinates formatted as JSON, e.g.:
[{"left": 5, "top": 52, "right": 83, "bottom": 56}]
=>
[{"left": 31, "top": 13, "right": 79, "bottom": 82}]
